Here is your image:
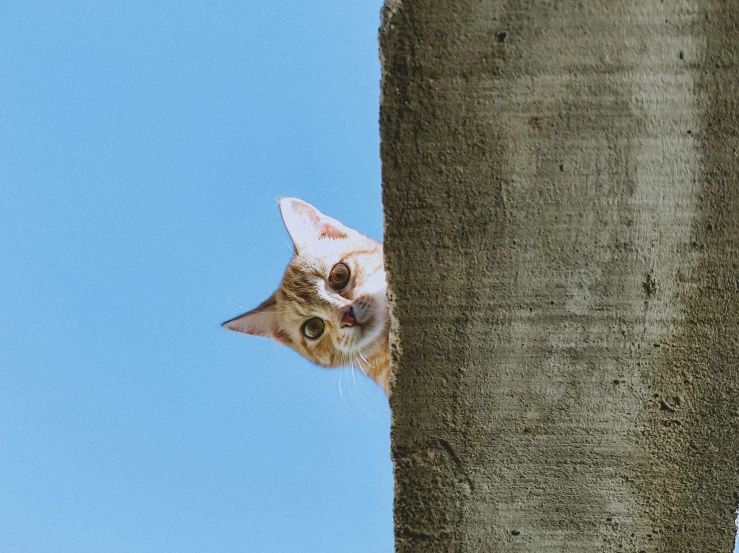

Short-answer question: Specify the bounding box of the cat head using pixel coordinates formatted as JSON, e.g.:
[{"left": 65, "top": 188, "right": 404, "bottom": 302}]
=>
[{"left": 223, "top": 198, "right": 388, "bottom": 379}]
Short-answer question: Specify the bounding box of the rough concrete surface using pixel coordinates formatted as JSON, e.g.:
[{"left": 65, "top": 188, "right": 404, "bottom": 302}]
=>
[{"left": 380, "top": 1, "right": 739, "bottom": 551}]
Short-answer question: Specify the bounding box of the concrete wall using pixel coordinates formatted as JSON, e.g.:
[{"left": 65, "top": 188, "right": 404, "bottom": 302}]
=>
[{"left": 380, "top": 1, "right": 739, "bottom": 551}]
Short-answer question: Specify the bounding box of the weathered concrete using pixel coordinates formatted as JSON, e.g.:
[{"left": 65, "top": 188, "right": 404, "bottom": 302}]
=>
[{"left": 380, "top": 1, "right": 739, "bottom": 551}]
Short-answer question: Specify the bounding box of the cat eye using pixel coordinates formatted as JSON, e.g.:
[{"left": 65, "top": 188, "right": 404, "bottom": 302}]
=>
[
  {"left": 301, "top": 317, "right": 325, "bottom": 339},
  {"left": 328, "top": 262, "right": 351, "bottom": 290}
]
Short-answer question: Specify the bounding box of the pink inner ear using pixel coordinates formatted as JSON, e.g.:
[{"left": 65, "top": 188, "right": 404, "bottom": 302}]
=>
[
  {"left": 292, "top": 201, "right": 347, "bottom": 239},
  {"left": 293, "top": 201, "right": 322, "bottom": 227},
  {"left": 319, "top": 223, "right": 347, "bottom": 239}
]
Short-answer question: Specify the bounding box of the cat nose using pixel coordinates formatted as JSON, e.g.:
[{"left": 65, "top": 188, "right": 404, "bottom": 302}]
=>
[{"left": 340, "top": 306, "right": 357, "bottom": 328}]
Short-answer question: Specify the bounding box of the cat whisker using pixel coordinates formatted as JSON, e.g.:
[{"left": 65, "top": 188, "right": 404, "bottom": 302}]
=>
[
  {"left": 296, "top": 256, "right": 322, "bottom": 276},
  {"left": 226, "top": 297, "right": 249, "bottom": 310},
  {"left": 357, "top": 351, "right": 373, "bottom": 373},
  {"left": 283, "top": 239, "right": 297, "bottom": 257},
  {"left": 283, "top": 239, "right": 322, "bottom": 274},
  {"left": 349, "top": 359, "right": 368, "bottom": 415},
  {"left": 338, "top": 368, "right": 348, "bottom": 406},
  {"left": 348, "top": 363, "right": 361, "bottom": 408},
  {"left": 346, "top": 357, "right": 372, "bottom": 417}
]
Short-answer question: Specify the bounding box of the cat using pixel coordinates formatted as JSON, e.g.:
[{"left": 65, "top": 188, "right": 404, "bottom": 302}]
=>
[{"left": 222, "top": 198, "right": 391, "bottom": 395}]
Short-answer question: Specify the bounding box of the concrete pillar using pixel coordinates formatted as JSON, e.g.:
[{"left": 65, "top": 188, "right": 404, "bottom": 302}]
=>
[{"left": 381, "top": 1, "right": 739, "bottom": 551}]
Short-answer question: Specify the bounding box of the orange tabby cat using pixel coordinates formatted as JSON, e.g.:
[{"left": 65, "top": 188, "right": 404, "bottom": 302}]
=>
[{"left": 223, "top": 198, "right": 390, "bottom": 395}]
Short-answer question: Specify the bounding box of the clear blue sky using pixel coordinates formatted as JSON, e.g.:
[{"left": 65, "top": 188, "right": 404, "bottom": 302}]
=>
[{"left": 0, "top": 2, "right": 390, "bottom": 552}]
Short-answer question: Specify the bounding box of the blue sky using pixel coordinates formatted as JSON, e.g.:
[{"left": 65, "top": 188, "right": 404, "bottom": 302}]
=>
[{"left": 0, "top": 2, "right": 390, "bottom": 552}]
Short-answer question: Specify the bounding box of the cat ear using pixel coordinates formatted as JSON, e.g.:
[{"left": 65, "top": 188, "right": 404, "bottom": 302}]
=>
[
  {"left": 278, "top": 197, "right": 350, "bottom": 253},
  {"left": 222, "top": 294, "right": 289, "bottom": 343}
]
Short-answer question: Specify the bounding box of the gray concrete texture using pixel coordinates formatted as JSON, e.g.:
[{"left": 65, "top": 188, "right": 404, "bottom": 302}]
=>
[{"left": 380, "top": 0, "right": 739, "bottom": 551}]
